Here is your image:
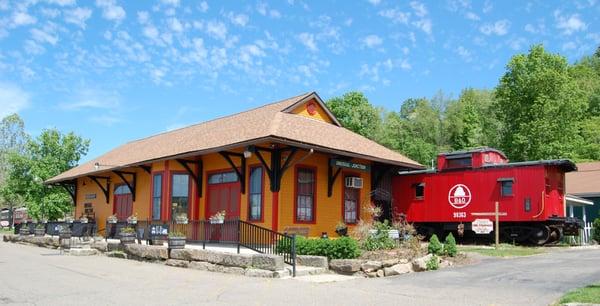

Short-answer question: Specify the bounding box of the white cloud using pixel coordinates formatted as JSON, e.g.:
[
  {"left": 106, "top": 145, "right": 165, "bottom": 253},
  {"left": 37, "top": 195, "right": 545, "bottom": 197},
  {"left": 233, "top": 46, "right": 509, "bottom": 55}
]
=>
[
  {"left": 64, "top": 7, "right": 92, "bottom": 29},
  {"left": 95, "top": 0, "right": 126, "bottom": 22},
  {"left": 46, "top": 0, "right": 76, "bottom": 6},
  {"left": 12, "top": 11, "right": 37, "bottom": 27},
  {"left": 238, "top": 44, "right": 265, "bottom": 64},
  {"left": 465, "top": 12, "right": 480, "bottom": 21},
  {"left": 562, "top": 41, "right": 577, "bottom": 50},
  {"left": 161, "top": 0, "right": 179, "bottom": 6},
  {"left": 479, "top": 20, "right": 510, "bottom": 36},
  {"left": 413, "top": 18, "right": 432, "bottom": 35},
  {"left": 90, "top": 115, "right": 122, "bottom": 126},
  {"left": 368, "top": 0, "right": 381, "bottom": 5},
  {"left": 455, "top": 46, "right": 472, "bottom": 62},
  {"left": 227, "top": 12, "right": 249, "bottom": 27},
  {"left": 198, "top": 1, "right": 208, "bottom": 12},
  {"left": 256, "top": 2, "right": 281, "bottom": 18},
  {"left": 508, "top": 37, "right": 527, "bottom": 50},
  {"left": 206, "top": 21, "right": 227, "bottom": 40},
  {"left": 143, "top": 25, "right": 159, "bottom": 40},
  {"left": 59, "top": 89, "right": 121, "bottom": 110},
  {"left": 410, "top": 1, "right": 427, "bottom": 17},
  {"left": 554, "top": 11, "right": 586, "bottom": 35},
  {"left": 482, "top": 0, "right": 493, "bottom": 13},
  {"left": 298, "top": 32, "right": 317, "bottom": 52},
  {"left": 379, "top": 9, "right": 409, "bottom": 24},
  {"left": 168, "top": 17, "right": 184, "bottom": 32},
  {"left": 30, "top": 25, "right": 58, "bottom": 45},
  {"left": 41, "top": 8, "right": 61, "bottom": 18},
  {"left": 137, "top": 11, "right": 149, "bottom": 24},
  {"left": 362, "top": 34, "right": 383, "bottom": 48},
  {"left": 0, "top": 83, "right": 30, "bottom": 117}
]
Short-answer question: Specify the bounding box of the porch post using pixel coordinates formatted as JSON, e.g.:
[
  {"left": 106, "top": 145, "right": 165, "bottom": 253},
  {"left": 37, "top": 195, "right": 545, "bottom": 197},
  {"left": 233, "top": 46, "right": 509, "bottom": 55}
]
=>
[{"left": 272, "top": 191, "right": 279, "bottom": 232}]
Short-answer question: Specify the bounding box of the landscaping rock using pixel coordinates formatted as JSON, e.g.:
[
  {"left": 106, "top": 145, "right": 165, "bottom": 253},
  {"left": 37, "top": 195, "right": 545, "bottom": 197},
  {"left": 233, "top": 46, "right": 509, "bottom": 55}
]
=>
[
  {"left": 169, "top": 248, "right": 194, "bottom": 260},
  {"left": 252, "top": 254, "right": 284, "bottom": 271},
  {"left": 188, "top": 261, "right": 213, "bottom": 271},
  {"left": 3, "top": 235, "right": 9, "bottom": 242},
  {"left": 412, "top": 254, "right": 433, "bottom": 272},
  {"left": 381, "top": 259, "right": 400, "bottom": 267},
  {"left": 223, "top": 267, "right": 245, "bottom": 275},
  {"left": 165, "top": 259, "right": 189, "bottom": 268},
  {"left": 70, "top": 248, "right": 98, "bottom": 256},
  {"left": 273, "top": 269, "right": 291, "bottom": 278},
  {"left": 220, "top": 253, "right": 253, "bottom": 268},
  {"left": 384, "top": 263, "right": 413, "bottom": 276},
  {"left": 376, "top": 269, "right": 385, "bottom": 277},
  {"left": 365, "top": 271, "right": 378, "bottom": 278},
  {"left": 245, "top": 268, "right": 275, "bottom": 278},
  {"left": 361, "top": 261, "right": 383, "bottom": 273},
  {"left": 439, "top": 260, "right": 452, "bottom": 269},
  {"left": 106, "top": 251, "right": 128, "bottom": 259},
  {"left": 107, "top": 241, "right": 122, "bottom": 252},
  {"left": 329, "top": 259, "right": 363, "bottom": 275},
  {"left": 124, "top": 244, "right": 168, "bottom": 261},
  {"left": 296, "top": 255, "right": 328, "bottom": 268},
  {"left": 91, "top": 241, "right": 108, "bottom": 252}
]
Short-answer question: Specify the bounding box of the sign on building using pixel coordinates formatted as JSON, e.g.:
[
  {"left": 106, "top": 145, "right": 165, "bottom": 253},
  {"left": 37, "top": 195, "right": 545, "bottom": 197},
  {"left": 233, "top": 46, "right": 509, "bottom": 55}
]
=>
[{"left": 472, "top": 218, "right": 494, "bottom": 234}]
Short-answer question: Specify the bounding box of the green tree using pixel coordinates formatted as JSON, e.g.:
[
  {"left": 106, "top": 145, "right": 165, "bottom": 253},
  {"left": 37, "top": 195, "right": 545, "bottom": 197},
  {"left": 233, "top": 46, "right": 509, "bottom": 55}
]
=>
[
  {"left": 3, "top": 128, "right": 89, "bottom": 220},
  {"left": 494, "top": 45, "right": 587, "bottom": 161},
  {"left": 0, "top": 114, "right": 29, "bottom": 211},
  {"left": 325, "top": 91, "right": 383, "bottom": 140}
]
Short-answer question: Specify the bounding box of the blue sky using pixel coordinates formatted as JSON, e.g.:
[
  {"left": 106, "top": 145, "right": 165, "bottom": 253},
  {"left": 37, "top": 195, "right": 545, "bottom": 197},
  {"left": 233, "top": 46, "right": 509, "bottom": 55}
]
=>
[{"left": 0, "top": 0, "right": 599, "bottom": 161}]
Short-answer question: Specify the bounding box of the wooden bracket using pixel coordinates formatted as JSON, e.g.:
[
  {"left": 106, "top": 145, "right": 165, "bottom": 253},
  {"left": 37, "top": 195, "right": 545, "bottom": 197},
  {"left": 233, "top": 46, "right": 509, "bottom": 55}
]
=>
[
  {"left": 56, "top": 180, "right": 77, "bottom": 205},
  {"left": 176, "top": 159, "right": 203, "bottom": 197},
  {"left": 138, "top": 165, "right": 152, "bottom": 174},
  {"left": 251, "top": 145, "right": 298, "bottom": 192},
  {"left": 88, "top": 176, "right": 110, "bottom": 204},
  {"left": 218, "top": 152, "right": 246, "bottom": 194},
  {"left": 113, "top": 170, "right": 137, "bottom": 201}
]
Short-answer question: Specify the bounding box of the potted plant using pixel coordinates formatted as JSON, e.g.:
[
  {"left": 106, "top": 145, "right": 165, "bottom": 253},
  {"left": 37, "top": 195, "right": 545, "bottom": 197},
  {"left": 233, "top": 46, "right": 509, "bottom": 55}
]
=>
[
  {"left": 209, "top": 210, "right": 226, "bottom": 224},
  {"left": 174, "top": 213, "right": 189, "bottom": 225},
  {"left": 119, "top": 227, "right": 136, "bottom": 244},
  {"left": 19, "top": 224, "right": 30, "bottom": 236},
  {"left": 335, "top": 221, "right": 348, "bottom": 237},
  {"left": 65, "top": 216, "right": 74, "bottom": 224},
  {"left": 127, "top": 214, "right": 138, "bottom": 225},
  {"left": 107, "top": 214, "right": 118, "bottom": 224},
  {"left": 34, "top": 224, "right": 46, "bottom": 237},
  {"left": 79, "top": 216, "right": 89, "bottom": 224},
  {"left": 168, "top": 231, "right": 186, "bottom": 249}
]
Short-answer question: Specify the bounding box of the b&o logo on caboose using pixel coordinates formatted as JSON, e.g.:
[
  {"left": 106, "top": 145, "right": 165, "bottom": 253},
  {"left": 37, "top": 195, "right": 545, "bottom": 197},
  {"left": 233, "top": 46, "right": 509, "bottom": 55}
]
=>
[{"left": 448, "top": 184, "right": 472, "bottom": 209}]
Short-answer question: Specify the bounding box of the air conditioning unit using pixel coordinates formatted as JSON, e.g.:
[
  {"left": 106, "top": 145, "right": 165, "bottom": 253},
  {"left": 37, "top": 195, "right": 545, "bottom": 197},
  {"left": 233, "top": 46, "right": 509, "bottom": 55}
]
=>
[{"left": 345, "top": 177, "right": 363, "bottom": 189}]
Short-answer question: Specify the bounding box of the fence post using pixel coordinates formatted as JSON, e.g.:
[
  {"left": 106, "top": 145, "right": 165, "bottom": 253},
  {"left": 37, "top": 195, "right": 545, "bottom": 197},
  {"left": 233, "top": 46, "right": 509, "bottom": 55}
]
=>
[
  {"left": 237, "top": 220, "right": 241, "bottom": 254},
  {"left": 291, "top": 234, "right": 296, "bottom": 277}
]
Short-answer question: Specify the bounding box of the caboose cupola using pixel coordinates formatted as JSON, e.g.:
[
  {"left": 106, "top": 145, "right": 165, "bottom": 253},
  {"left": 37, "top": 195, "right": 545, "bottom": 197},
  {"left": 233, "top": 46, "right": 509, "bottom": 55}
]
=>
[{"left": 437, "top": 147, "right": 508, "bottom": 171}]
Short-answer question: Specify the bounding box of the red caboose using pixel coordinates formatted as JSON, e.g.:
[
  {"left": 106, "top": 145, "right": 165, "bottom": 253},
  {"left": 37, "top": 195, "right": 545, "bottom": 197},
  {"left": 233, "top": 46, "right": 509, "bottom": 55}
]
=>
[{"left": 392, "top": 148, "right": 580, "bottom": 244}]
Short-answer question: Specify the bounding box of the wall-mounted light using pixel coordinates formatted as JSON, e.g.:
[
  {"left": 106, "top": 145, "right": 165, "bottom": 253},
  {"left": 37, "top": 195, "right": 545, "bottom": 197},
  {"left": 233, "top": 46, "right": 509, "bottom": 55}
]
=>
[
  {"left": 243, "top": 145, "right": 255, "bottom": 159},
  {"left": 94, "top": 162, "right": 119, "bottom": 171}
]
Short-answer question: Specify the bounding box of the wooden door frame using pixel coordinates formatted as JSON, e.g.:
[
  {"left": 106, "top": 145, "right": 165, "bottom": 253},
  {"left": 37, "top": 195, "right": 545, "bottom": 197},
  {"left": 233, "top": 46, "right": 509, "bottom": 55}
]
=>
[
  {"left": 205, "top": 168, "right": 242, "bottom": 220},
  {"left": 113, "top": 183, "right": 132, "bottom": 220}
]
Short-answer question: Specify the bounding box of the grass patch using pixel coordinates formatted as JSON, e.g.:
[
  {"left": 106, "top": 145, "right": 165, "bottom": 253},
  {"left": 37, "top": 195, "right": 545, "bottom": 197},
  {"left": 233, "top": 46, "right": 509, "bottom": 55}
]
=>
[
  {"left": 0, "top": 227, "right": 13, "bottom": 235},
  {"left": 558, "top": 283, "right": 600, "bottom": 304},
  {"left": 458, "top": 244, "right": 545, "bottom": 257}
]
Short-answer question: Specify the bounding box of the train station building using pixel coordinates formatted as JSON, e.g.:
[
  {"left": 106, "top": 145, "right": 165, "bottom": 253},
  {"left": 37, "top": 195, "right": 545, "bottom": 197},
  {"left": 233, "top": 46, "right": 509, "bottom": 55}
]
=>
[{"left": 46, "top": 92, "right": 423, "bottom": 237}]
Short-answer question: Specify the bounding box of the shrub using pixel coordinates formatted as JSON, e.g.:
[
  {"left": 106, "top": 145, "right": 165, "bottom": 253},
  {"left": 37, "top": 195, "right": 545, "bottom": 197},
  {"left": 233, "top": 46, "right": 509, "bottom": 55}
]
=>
[
  {"left": 428, "top": 234, "right": 443, "bottom": 255},
  {"left": 444, "top": 233, "right": 457, "bottom": 257},
  {"left": 426, "top": 255, "right": 439, "bottom": 270},
  {"left": 276, "top": 236, "right": 361, "bottom": 259},
  {"left": 361, "top": 220, "right": 396, "bottom": 251},
  {"left": 593, "top": 218, "right": 600, "bottom": 244}
]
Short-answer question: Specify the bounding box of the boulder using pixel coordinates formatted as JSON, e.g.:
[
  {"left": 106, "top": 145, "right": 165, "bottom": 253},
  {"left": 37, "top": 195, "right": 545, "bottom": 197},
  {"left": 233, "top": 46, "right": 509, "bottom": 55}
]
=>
[
  {"left": 107, "top": 241, "right": 122, "bottom": 252},
  {"left": 165, "top": 259, "right": 189, "bottom": 268},
  {"left": 169, "top": 248, "right": 194, "bottom": 261},
  {"left": 381, "top": 259, "right": 400, "bottom": 267},
  {"left": 296, "top": 255, "right": 328, "bottom": 268},
  {"left": 384, "top": 263, "right": 413, "bottom": 276},
  {"left": 376, "top": 269, "right": 385, "bottom": 277},
  {"left": 245, "top": 268, "right": 275, "bottom": 278},
  {"left": 2, "top": 235, "right": 7, "bottom": 242},
  {"left": 124, "top": 244, "right": 168, "bottom": 261},
  {"left": 188, "top": 261, "right": 214, "bottom": 271},
  {"left": 223, "top": 267, "right": 246, "bottom": 275},
  {"left": 91, "top": 241, "right": 108, "bottom": 252},
  {"left": 70, "top": 248, "right": 98, "bottom": 256},
  {"left": 329, "top": 259, "right": 363, "bottom": 275},
  {"left": 251, "top": 254, "right": 284, "bottom": 271},
  {"left": 220, "top": 253, "right": 253, "bottom": 268},
  {"left": 412, "top": 254, "right": 433, "bottom": 272},
  {"left": 361, "top": 261, "right": 383, "bottom": 273},
  {"left": 106, "top": 251, "right": 128, "bottom": 259}
]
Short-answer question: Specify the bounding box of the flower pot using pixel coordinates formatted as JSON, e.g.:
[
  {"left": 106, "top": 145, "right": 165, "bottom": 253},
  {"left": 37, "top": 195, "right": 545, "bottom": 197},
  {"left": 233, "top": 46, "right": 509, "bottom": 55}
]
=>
[
  {"left": 19, "top": 227, "right": 30, "bottom": 236},
  {"left": 34, "top": 227, "right": 45, "bottom": 237},
  {"left": 168, "top": 236, "right": 186, "bottom": 249},
  {"left": 335, "top": 227, "right": 348, "bottom": 237},
  {"left": 107, "top": 219, "right": 117, "bottom": 224},
  {"left": 120, "top": 232, "right": 136, "bottom": 244}
]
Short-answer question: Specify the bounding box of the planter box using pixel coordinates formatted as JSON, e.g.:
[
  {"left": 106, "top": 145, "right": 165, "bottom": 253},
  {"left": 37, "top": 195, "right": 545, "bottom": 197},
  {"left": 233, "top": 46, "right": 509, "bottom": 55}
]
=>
[
  {"left": 34, "top": 228, "right": 45, "bottom": 237},
  {"left": 168, "top": 237, "right": 186, "bottom": 249},
  {"left": 19, "top": 227, "right": 30, "bottom": 236},
  {"left": 120, "top": 232, "right": 136, "bottom": 244}
]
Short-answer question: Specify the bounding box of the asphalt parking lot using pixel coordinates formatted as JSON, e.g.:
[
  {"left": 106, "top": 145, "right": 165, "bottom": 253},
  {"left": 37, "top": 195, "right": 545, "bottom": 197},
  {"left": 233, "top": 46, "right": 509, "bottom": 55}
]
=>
[{"left": 1, "top": 241, "right": 599, "bottom": 306}]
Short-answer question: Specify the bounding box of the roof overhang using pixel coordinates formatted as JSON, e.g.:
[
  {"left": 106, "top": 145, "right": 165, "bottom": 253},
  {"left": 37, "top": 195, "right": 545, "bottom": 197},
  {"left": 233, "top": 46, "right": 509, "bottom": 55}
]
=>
[
  {"left": 566, "top": 194, "right": 594, "bottom": 206},
  {"left": 46, "top": 135, "right": 424, "bottom": 184}
]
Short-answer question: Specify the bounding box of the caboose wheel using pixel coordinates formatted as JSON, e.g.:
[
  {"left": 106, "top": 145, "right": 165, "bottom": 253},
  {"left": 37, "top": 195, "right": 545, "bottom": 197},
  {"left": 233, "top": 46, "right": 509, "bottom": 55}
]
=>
[{"left": 528, "top": 225, "right": 551, "bottom": 245}]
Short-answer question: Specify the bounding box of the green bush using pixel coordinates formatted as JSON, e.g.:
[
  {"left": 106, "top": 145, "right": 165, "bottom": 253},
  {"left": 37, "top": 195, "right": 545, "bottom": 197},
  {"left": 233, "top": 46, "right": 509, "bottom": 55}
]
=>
[
  {"left": 362, "top": 221, "right": 396, "bottom": 251},
  {"left": 428, "top": 234, "right": 443, "bottom": 255},
  {"left": 444, "top": 233, "right": 457, "bottom": 257},
  {"left": 276, "top": 236, "right": 361, "bottom": 259},
  {"left": 426, "top": 255, "right": 439, "bottom": 270},
  {"left": 593, "top": 218, "right": 600, "bottom": 243}
]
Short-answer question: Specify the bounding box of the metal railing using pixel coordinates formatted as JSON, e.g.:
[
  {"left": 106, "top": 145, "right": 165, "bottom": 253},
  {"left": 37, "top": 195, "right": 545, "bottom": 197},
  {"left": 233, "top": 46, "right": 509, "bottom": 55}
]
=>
[
  {"left": 105, "top": 219, "right": 297, "bottom": 276},
  {"left": 14, "top": 221, "right": 97, "bottom": 237}
]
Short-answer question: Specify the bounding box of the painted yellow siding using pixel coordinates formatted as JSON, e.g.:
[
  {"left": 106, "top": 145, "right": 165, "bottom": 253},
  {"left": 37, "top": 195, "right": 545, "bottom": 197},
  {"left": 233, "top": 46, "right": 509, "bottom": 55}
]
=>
[{"left": 289, "top": 98, "right": 334, "bottom": 124}]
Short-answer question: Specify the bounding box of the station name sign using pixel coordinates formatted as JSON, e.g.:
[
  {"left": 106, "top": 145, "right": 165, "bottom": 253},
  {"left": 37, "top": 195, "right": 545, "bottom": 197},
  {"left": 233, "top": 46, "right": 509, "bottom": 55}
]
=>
[{"left": 330, "top": 159, "right": 370, "bottom": 172}]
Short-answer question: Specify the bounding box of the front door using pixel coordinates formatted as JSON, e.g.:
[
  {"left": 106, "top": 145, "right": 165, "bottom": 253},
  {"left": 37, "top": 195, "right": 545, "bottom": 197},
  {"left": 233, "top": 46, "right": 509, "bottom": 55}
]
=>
[
  {"left": 114, "top": 185, "right": 133, "bottom": 220},
  {"left": 207, "top": 171, "right": 241, "bottom": 220}
]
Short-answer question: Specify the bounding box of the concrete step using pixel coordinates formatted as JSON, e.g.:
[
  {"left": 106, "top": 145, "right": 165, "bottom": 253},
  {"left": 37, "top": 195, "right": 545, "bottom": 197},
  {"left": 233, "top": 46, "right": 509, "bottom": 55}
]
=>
[{"left": 283, "top": 265, "right": 329, "bottom": 278}]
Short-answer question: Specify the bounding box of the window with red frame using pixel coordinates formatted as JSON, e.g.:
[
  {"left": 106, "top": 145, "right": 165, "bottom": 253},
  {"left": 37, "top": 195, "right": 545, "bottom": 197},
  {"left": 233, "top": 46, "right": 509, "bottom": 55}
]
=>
[
  {"left": 248, "top": 167, "right": 263, "bottom": 221},
  {"left": 296, "top": 168, "right": 315, "bottom": 222}
]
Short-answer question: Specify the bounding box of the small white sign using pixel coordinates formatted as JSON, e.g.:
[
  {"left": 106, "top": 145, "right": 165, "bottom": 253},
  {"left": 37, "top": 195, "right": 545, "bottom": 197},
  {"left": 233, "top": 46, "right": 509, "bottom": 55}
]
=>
[{"left": 472, "top": 219, "right": 494, "bottom": 234}]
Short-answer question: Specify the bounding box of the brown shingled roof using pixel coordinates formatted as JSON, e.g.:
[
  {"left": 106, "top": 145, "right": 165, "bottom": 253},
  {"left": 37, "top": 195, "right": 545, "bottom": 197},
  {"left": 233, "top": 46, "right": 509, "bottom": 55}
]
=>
[
  {"left": 566, "top": 161, "right": 600, "bottom": 196},
  {"left": 47, "top": 92, "right": 423, "bottom": 183}
]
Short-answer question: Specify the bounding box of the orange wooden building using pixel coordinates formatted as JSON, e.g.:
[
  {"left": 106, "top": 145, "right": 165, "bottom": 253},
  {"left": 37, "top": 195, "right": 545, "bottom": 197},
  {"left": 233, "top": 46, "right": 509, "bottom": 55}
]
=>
[{"left": 47, "top": 92, "right": 423, "bottom": 237}]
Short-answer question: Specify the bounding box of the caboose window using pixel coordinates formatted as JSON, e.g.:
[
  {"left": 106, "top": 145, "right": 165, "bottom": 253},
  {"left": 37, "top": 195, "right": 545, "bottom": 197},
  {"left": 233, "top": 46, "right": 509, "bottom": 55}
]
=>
[
  {"left": 498, "top": 178, "right": 514, "bottom": 197},
  {"left": 445, "top": 157, "right": 472, "bottom": 169},
  {"left": 414, "top": 183, "right": 425, "bottom": 199}
]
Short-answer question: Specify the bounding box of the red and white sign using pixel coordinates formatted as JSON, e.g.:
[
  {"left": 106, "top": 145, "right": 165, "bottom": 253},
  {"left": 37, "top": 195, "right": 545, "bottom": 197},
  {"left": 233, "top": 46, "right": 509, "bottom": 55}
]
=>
[
  {"left": 448, "top": 184, "right": 472, "bottom": 209},
  {"left": 472, "top": 218, "right": 493, "bottom": 234}
]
